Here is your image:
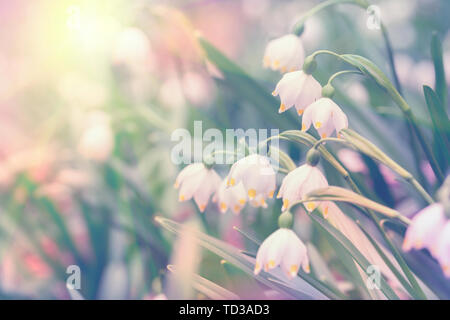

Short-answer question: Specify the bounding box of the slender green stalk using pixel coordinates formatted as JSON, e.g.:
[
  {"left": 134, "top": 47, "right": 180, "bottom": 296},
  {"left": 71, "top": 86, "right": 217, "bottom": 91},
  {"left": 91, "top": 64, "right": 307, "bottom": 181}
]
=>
[
  {"left": 327, "top": 70, "right": 362, "bottom": 86},
  {"left": 293, "top": 0, "right": 401, "bottom": 94},
  {"left": 292, "top": 0, "right": 366, "bottom": 33},
  {"left": 380, "top": 23, "right": 403, "bottom": 95},
  {"left": 313, "top": 137, "right": 347, "bottom": 149},
  {"left": 390, "top": 93, "right": 444, "bottom": 183},
  {"left": 295, "top": 0, "right": 443, "bottom": 184},
  {"left": 279, "top": 132, "right": 427, "bottom": 298}
]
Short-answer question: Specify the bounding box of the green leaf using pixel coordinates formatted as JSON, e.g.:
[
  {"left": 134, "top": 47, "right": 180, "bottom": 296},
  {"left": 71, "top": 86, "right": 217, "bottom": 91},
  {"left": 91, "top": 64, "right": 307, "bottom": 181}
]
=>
[
  {"left": 431, "top": 33, "right": 447, "bottom": 108},
  {"left": 340, "top": 128, "right": 434, "bottom": 204},
  {"left": 423, "top": 85, "right": 450, "bottom": 173},
  {"left": 269, "top": 146, "right": 296, "bottom": 171},
  {"left": 308, "top": 212, "right": 400, "bottom": 300},
  {"left": 156, "top": 216, "right": 331, "bottom": 299},
  {"left": 355, "top": 221, "right": 418, "bottom": 298},
  {"left": 340, "top": 54, "right": 395, "bottom": 98},
  {"left": 339, "top": 54, "right": 444, "bottom": 183},
  {"left": 340, "top": 129, "right": 411, "bottom": 179},
  {"left": 304, "top": 186, "right": 410, "bottom": 225},
  {"left": 167, "top": 265, "right": 240, "bottom": 300}
]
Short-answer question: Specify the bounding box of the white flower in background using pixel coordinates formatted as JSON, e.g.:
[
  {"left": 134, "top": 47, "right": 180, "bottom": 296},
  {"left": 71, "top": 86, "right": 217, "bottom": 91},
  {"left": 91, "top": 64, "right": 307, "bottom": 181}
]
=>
[
  {"left": 302, "top": 98, "right": 348, "bottom": 138},
  {"left": 181, "top": 71, "right": 215, "bottom": 107},
  {"left": 175, "top": 163, "right": 221, "bottom": 212},
  {"left": 254, "top": 228, "right": 310, "bottom": 278},
  {"left": 112, "top": 27, "right": 154, "bottom": 71},
  {"left": 213, "top": 179, "right": 247, "bottom": 214},
  {"left": 277, "top": 163, "right": 328, "bottom": 212},
  {"left": 403, "top": 203, "right": 446, "bottom": 252},
  {"left": 159, "top": 77, "right": 186, "bottom": 109},
  {"left": 263, "top": 34, "right": 305, "bottom": 73},
  {"left": 78, "top": 112, "right": 114, "bottom": 163},
  {"left": 272, "top": 71, "right": 322, "bottom": 115},
  {"left": 432, "top": 221, "right": 450, "bottom": 277},
  {"left": 227, "top": 154, "right": 276, "bottom": 202}
]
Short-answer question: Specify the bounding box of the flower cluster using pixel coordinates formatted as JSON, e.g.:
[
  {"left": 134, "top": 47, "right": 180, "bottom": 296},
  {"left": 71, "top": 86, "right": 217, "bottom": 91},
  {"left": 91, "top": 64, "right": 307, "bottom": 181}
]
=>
[
  {"left": 173, "top": 30, "right": 449, "bottom": 284},
  {"left": 175, "top": 154, "right": 276, "bottom": 215},
  {"left": 173, "top": 33, "right": 358, "bottom": 280},
  {"left": 266, "top": 34, "right": 348, "bottom": 138}
]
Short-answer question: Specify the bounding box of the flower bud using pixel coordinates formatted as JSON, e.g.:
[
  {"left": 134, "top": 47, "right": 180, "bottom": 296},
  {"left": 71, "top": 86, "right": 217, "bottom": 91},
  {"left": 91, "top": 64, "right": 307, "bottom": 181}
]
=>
[
  {"left": 293, "top": 24, "right": 305, "bottom": 37},
  {"left": 278, "top": 211, "right": 294, "bottom": 229},
  {"left": 302, "top": 55, "right": 317, "bottom": 75},
  {"left": 306, "top": 148, "right": 321, "bottom": 167},
  {"left": 322, "top": 84, "right": 335, "bottom": 98},
  {"left": 203, "top": 154, "right": 215, "bottom": 168}
]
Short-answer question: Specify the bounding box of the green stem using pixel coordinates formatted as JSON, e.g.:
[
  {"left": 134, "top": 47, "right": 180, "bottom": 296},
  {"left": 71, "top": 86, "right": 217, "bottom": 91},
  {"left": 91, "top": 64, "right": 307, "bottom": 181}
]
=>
[
  {"left": 380, "top": 23, "right": 402, "bottom": 95},
  {"left": 294, "top": 0, "right": 440, "bottom": 185},
  {"left": 292, "top": 0, "right": 366, "bottom": 33},
  {"left": 281, "top": 131, "right": 427, "bottom": 298},
  {"left": 309, "top": 48, "right": 445, "bottom": 185},
  {"left": 313, "top": 137, "right": 347, "bottom": 149},
  {"left": 327, "top": 70, "right": 363, "bottom": 86},
  {"left": 391, "top": 94, "right": 444, "bottom": 183}
]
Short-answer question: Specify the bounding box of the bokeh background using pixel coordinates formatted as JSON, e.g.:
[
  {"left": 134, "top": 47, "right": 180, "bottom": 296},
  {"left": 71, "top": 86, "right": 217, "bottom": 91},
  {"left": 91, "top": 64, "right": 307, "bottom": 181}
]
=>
[{"left": 0, "top": 0, "right": 449, "bottom": 299}]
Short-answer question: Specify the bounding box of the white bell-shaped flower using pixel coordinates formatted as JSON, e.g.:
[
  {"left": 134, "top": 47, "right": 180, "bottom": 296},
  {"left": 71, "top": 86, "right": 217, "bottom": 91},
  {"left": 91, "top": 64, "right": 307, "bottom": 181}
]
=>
[
  {"left": 302, "top": 98, "right": 348, "bottom": 138},
  {"left": 254, "top": 228, "right": 310, "bottom": 278},
  {"left": 277, "top": 164, "right": 328, "bottom": 212},
  {"left": 263, "top": 34, "right": 305, "bottom": 73},
  {"left": 402, "top": 203, "right": 446, "bottom": 252},
  {"left": 272, "top": 71, "right": 322, "bottom": 115},
  {"left": 175, "top": 163, "right": 221, "bottom": 212},
  {"left": 214, "top": 179, "right": 247, "bottom": 214},
  {"left": 227, "top": 154, "right": 276, "bottom": 202}
]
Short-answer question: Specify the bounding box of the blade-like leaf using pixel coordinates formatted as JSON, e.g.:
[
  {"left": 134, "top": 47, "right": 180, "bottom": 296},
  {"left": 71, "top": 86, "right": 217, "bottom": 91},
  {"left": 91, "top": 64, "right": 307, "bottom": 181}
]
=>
[
  {"left": 423, "top": 85, "right": 450, "bottom": 173},
  {"left": 431, "top": 32, "right": 447, "bottom": 108},
  {"left": 156, "top": 216, "right": 330, "bottom": 300},
  {"left": 339, "top": 54, "right": 444, "bottom": 182},
  {"left": 340, "top": 128, "right": 434, "bottom": 204},
  {"left": 167, "top": 265, "right": 240, "bottom": 300},
  {"left": 304, "top": 186, "right": 409, "bottom": 224},
  {"left": 308, "top": 212, "right": 400, "bottom": 300}
]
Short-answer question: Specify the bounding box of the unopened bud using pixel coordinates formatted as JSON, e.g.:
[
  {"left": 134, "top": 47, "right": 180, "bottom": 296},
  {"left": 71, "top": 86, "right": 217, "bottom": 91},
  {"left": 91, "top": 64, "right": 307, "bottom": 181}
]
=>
[
  {"left": 306, "top": 148, "right": 321, "bottom": 167},
  {"left": 278, "top": 211, "right": 294, "bottom": 229},
  {"left": 302, "top": 55, "right": 317, "bottom": 75},
  {"left": 322, "top": 84, "right": 335, "bottom": 98}
]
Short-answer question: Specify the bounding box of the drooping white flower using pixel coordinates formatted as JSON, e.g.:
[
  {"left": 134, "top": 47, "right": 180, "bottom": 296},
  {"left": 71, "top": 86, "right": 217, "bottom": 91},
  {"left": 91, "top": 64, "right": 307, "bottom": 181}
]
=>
[
  {"left": 227, "top": 154, "right": 276, "bottom": 202},
  {"left": 174, "top": 163, "right": 221, "bottom": 212},
  {"left": 263, "top": 34, "right": 305, "bottom": 73},
  {"left": 432, "top": 221, "right": 450, "bottom": 277},
  {"left": 277, "top": 164, "right": 328, "bottom": 212},
  {"left": 272, "top": 71, "right": 322, "bottom": 115},
  {"left": 213, "top": 179, "right": 247, "bottom": 214},
  {"left": 302, "top": 98, "right": 348, "bottom": 138},
  {"left": 402, "top": 203, "right": 446, "bottom": 252},
  {"left": 254, "top": 228, "right": 310, "bottom": 278}
]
